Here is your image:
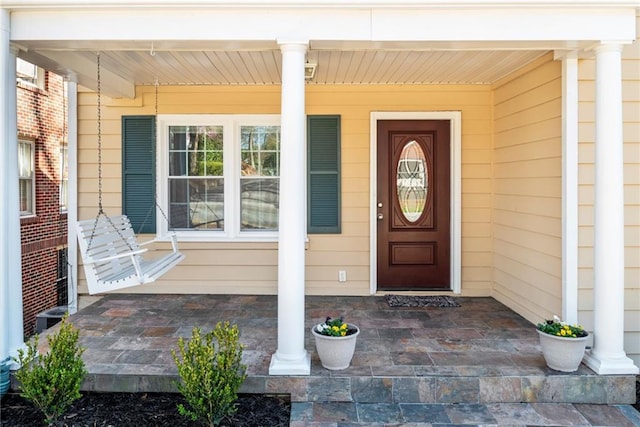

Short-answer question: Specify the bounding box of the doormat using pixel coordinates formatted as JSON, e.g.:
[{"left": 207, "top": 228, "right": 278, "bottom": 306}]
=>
[{"left": 385, "top": 295, "right": 460, "bottom": 308}]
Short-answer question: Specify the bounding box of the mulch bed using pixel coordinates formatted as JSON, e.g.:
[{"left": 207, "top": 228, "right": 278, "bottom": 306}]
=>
[
  {"left": 635, "top": 376, "right": 640, "bottom": 413},
  {"left": 1, "top": 392, "right": 290, "bottom": 426}
]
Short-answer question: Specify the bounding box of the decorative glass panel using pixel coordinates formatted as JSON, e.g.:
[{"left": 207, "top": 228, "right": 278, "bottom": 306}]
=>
[{"left": 396, "top": 140, "right": 427, "bottom": 222}]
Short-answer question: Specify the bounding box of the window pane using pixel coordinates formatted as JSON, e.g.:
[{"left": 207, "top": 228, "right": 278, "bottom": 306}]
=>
[
  {"left": 169, "top": 178, "right": 224, "bottom": 230},
  {"left": 189, "top": 178, "right": 224, "bottom": 229},
  {"left": 168, "top": 125, "right": 224, "bottom": 231},
  {"left": 19, "top": 178, "right": 32, "bottom": 213},
  {"left": 241, "top": 126, "right": 280, "bottom": 176},
  {"left": 169, "top": 125, "right": 223, "bottom": 177},
  {"left": 241, "top": 178, "right": 279, "bottom": 230},
  {"left": 169, "top": 151, "right": 187, "bottom": 176},
  {"left": 169, "top": 179, "right": 189, "bottom": 203},
  {"left": 18, "top": 142, "right": 33, "bottom": 178}
]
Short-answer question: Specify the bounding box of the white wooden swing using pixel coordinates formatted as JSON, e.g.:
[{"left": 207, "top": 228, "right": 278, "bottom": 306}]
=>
[{"left": 77, "top": 53, "right": 184, "bottom": 295}]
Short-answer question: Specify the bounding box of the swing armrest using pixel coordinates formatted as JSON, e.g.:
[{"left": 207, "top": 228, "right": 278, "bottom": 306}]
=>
[
  {"left": 85, "top": 248, "right": 149, "bottom": 264},
  {"left": 137, "top": 232, "right": 180, "bottom": 253}
]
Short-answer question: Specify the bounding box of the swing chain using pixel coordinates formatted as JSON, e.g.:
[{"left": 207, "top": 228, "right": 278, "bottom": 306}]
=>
[
  {"left": 88, "top": 52, "right": 134, "bottom": 252},
  {"left": 154, "top": 80, "right": 170, "bottom": 225},
  {"left": 137, "top": 78, "right": 170, "bottom": 234},
  {"left": 96, "top": 52, "right": 103, "bottom": 214}
]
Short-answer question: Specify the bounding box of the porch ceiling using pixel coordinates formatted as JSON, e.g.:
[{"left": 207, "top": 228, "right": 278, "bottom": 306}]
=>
[
  {"left": 17, "top": 45, "right": 549, "bottom": 97},
  {"left": 9, "top": 2, "right": 637, "bottom": 97}
]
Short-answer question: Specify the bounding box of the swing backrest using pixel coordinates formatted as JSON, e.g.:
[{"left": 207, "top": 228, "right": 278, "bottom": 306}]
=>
[{"left": 76, "top": 215, "right": 144, "bottom": 286}]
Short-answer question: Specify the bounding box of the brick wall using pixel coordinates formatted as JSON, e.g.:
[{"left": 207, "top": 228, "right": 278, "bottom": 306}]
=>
[{"left": 18, "top": 71, "right": 68, "bottom": 338}]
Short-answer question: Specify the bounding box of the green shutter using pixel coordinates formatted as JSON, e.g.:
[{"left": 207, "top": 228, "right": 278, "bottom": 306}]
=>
[
  {"left": 307, "top": 115, "right": 341, "bottom": 234},
  {"left": 122, "top": 115, "right": 156, "bottom": 234}
]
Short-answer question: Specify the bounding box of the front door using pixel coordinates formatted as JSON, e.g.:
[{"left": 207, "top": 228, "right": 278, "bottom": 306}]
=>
[{"left": 376, "top": 120, "right": 451, "bottom": 290}]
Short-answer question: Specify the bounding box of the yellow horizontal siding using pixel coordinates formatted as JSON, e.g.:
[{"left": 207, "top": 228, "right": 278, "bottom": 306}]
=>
[
  {"left": 490, "top": 53, "right": 563, "bottom": 324},
  {"left": 78, "top": 81, "right": 490, "bottom": 297}
]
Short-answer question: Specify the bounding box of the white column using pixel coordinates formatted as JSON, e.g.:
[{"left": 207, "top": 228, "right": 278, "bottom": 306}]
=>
[
  {"left": 66, "top": 80, "right": 79, "bottom": 314},
  {"left": 583, "top": 43, "right": 639, "bottom": 375},
  {"left": 0, "top": 9, "right": 25, "bottom": 367},
  {"left": 559, "top": 51, "right": 579, "bottom": 325},
  {"left": 269, "top": 41, "right": 310, "bottom": 375}
]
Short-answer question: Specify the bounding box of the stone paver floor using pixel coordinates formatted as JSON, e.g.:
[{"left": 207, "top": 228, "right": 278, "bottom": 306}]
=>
[{"left": 38, "top": 294, "right": 640, "bottom": 426}]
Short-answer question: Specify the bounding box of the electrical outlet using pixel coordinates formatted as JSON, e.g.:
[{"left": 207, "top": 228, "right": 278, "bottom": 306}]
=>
[{"left": 338, "top": 270, "right": 347, "bottom": 282}]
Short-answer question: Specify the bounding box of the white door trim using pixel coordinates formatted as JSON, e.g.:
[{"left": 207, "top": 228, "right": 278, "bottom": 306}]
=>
[{"left": 369, "top": 111, "right": 462, "bottom": 294}]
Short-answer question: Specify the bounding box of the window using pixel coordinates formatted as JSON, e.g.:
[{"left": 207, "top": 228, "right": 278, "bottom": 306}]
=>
[
  {"left": 16, "top": 58, "right": 45, "bottom": 89},
  {"left": 59, "top": 143, "right": 68, "bottom": 211},
  {"left": 122, "top": 115, "right": 340, "bottom": 239},
  {"left": 19, "top": 139, "right": 35, "bottom": 216},
  {"left": 159, "top": 115, "right": 281, "bottom": 240}
]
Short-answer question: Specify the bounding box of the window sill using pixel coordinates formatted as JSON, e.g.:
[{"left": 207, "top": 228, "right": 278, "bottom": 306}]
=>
[
  {"left": 165, "top": 232, "right": 279, "bottom": 243},
  {"left": 20, "top": 215, "right": 39, "bottom": 225},
  {"left": 17, "top": 80, "right": 47, "bottom": 94}
]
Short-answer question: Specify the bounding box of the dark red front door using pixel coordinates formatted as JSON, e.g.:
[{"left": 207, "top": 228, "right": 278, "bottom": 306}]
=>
[{"left": 376, "top": 120, "right": 451, "bottom": 290}]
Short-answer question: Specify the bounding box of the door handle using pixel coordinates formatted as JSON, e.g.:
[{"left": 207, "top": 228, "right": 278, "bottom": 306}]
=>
[{"left": 377, "top": 213, "right": 384, "bottom": 220}]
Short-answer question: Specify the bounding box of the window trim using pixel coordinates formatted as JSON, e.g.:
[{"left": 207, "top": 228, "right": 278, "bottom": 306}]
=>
[
  {"left": 157, "top": 114, "right": 281, "bottom": 242},
  {"left": 19, "top": 139, "right": 36, "bottom": 217}
]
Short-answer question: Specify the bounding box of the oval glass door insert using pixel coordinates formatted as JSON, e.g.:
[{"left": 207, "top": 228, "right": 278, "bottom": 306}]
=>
[{"left": 396, "top": 140, "right": 427, "bottom": 222}]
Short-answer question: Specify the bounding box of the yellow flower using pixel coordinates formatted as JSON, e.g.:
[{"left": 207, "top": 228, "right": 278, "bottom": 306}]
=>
[
  {"left": 341, "top": 324, "right": 347, "bottom": 330},
  {"left": 332, "top": 326, "right": 339, "bottom": 332}
]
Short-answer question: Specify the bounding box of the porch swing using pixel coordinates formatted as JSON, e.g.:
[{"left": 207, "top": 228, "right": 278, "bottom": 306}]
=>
[{"left": 76, "top": 53, "right": 185, "bottom": 295}]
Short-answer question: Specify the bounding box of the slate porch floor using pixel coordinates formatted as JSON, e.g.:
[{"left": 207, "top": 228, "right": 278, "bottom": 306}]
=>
[{"left": 41, "top": 294, "right": 639, "bottom": 426}]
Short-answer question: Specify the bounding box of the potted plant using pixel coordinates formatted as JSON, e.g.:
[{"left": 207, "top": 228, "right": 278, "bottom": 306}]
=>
[
  {"left": 536, "top": 315, "right": 589, "bottom": 372},
  {"left": 0, "top": 357, "right": 10, "bottom": 398},
  {"left": 311, "top": 316, "right": 360, "bottom": 370}
]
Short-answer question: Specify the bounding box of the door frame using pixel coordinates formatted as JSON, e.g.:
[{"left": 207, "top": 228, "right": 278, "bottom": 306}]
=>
[{"left": 369, "top": 111, "right": 462, "bottom": 294}]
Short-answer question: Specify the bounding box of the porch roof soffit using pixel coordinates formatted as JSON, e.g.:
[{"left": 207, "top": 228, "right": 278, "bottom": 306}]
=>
[{"left": 6, "top": 3, "right": 637, "bottom": 98}]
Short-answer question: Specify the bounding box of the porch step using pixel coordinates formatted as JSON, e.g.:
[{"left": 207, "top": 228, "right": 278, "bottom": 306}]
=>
[
  {"left": 288, "top": 401, "right": 640, "bottom": 426},
  {"left": 75, "top": 369, "right": 637, "bottom": 405}
]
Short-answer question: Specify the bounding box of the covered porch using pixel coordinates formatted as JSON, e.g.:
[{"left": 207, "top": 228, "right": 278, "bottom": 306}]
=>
[
  {"left": 2, "top": 0, "right": 639, "bottom": 382},
  {"left": 29, "top": 293, "right": 638, "bottom": 425}
]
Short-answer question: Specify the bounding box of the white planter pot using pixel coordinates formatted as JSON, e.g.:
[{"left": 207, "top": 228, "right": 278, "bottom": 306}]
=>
[
  {"left": 537, "top": 329, "right": 588, "bottom": 372},
  {"left": 0, "top": 358, "right": 10, "bottom": 398},
  {"left": 311, "top": 324, "right": 360, "bottom": 370}
]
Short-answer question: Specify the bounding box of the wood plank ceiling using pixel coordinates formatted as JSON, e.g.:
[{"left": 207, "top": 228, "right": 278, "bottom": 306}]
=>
[{"left": 73, "top": 49, "right": 548, "bottom": 86}]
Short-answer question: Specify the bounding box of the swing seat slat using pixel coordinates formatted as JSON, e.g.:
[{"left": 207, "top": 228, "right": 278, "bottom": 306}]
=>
[{"left": 76, "top": 215, "right": 185, "bottom": 295}]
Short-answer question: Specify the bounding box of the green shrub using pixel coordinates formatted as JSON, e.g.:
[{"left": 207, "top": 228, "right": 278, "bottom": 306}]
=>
[
  {"left": 172, "top": 322, "right": 247, "bottom": 427},
  {"left": 14, "top": 316, "right": 87, "bottom": 425}
]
